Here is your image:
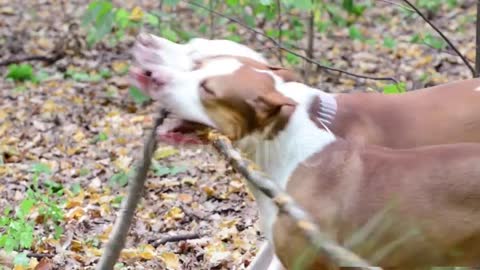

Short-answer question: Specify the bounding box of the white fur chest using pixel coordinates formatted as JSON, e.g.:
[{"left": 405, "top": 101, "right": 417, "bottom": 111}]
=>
[{"left": 240, "top": 84, "right": 337, "bottom": 241}]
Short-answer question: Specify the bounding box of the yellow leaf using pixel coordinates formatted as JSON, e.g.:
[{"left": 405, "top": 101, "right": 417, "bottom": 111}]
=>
[
  {"left": 112, "top": 60, "right": 129, "bottom": 74},
  {"left": 202, "top": 186, "right": 215, "bottom": 197},
  {"left": 99, "top": 225, "right": 113, "bottom": 242},
  {"left": 129, "top": 6, "right": 144, "bottom": 21},
  {"left": 138, "top": 244, "right": 156, "bottom": 260},
  {"left": 114, "top": 156, "right": 133, "bottom": 171},
  {"left": 164, "top": 206, "right": 184, "bottom": 220},
  {"left": 154, "top": 147, "right": 178, "bottom": 160},
  {"left": 88, "top": 247, "right": 103, "bottom": 256},
  {"left": 121, "top": 248, "right": 137, "bottom": 259},
  {"left": 160, "top": 252, "right": 180, "bottom": 270},
  {"left": 160, "top": 193, "right": 178, "bottom": 201},
  {"left": 181, "top": 177, "right": 197, "bottom": 186},
  {"left": 41, "top": 100, "right": 57, "bottom": 113},
  {"left": 66, "top": 206, "right": 85, "bottom": 220},
  {"left": 73, "top": 131, "right": 85, "bottom": 142}
]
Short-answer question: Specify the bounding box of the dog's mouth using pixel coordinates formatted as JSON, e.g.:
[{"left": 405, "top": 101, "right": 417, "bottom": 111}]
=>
[
  {"left": 157, "top": 116, "right": 211, "bottom": 145},
  {"left": 129, "top": 66, "right": 212, "bottom": 145}
]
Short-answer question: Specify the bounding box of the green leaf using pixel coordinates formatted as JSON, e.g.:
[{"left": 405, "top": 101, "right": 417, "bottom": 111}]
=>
[
  {"left": 348, "top": 26, "right": 363, "bottom": 40},
  {"left": 144, "top": 13, "right": 159, "bottom": 26},
  {"left": 383, "top": 82, "right": 406, "bottom": 94},
  {"left": 286, "top": 0, "right": 313, "bottom": 10},
  {"left": 410, "top": 33, "right": 421, "bottom": 43},
  {"left": 163, "top": 0, "right": 180, "bottom": 6},
  {"left": 423, "top": 34, "right": 446, "bottom": 49},
  {"left": 6, "top": 64, "right": 34, "bottom": 82},
  {"left": 161, "top": 27, "right": 179, "bottom": 42},
  {"left": 383, "top": 37, "right": 396, "bottom": 49},
  {"left": 260, "top": 0, "right": 273, "bottom": 5},
  {"left": 13, "top": 252, "right": 29, "bottom": 266},
  {"left": 115, "top": 8, "right": 130, "bottom": 29},
  {"left": 19, "top": 228, "right": 34, "bottom": 248},
  {"left": 342, "top": 0, "right": 354, "bottom": 13},
  {"left": 96, "top": 132, "right": 109, "bottom": 142},
  {"left": 54, "top": 225, "right": 63, "bottom": 240},
  {"left": 70, "top": 182, "right": 82, "bottom": 194},
  {"left": 18, "top": 199, "right": 35, "bottom": 218},
  {"left": 44, "top": 180, "right": 64, "bottom": 194},
  {"left": 110, "top": 171, "right": 129, "bottom": 187},
  {"left": 152, "top": 165, "right": 186, "bottom": 177},
  {"left": 129, "top": 86, "right": 151, "bottom": 105},
  {"left": 30, "top": 163, "right": 51, "bottom": 174}
]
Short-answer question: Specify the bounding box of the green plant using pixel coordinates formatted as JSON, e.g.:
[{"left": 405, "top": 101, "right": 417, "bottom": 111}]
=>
[
  {"left": 383, "top": 82, "right": 406, "bottom": 94},
  {"left": 129, "top": 86, "right": 151, "bottom": 105},
  {"left": 82, "top": 1, "right": 160, "bottom": 46},
  {"left": 0, "top": 163, "right": 65, "bottom": 253}
]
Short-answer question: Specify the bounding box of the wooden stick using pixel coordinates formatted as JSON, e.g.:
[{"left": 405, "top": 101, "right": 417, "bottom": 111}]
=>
[
  {"left": 208, "top": 132, "right": 379, "bottom": 269},
  {"left": 95, "top": 109, "right": 168, "bottom": 270}
]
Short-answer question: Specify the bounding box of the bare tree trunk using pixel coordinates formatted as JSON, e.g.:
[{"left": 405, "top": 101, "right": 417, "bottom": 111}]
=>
[
  {"left": 476, "top": 0, "right": 480, "bottom": 77},
  {"left": 304, "top": 11, "right": 315, "bottom": 82}
]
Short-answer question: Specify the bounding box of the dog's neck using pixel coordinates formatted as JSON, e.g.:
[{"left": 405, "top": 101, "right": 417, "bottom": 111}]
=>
[
  {"left": 237, "top": 83, "right": 337, "bottom": 239},
  {"left": 240, "top": 83, "right": 337, "bottom": 185}
]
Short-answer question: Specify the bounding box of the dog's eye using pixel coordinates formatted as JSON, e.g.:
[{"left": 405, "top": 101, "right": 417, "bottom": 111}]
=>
[{"left": 200, "top": 81, "right": 215, "bottom": 96}]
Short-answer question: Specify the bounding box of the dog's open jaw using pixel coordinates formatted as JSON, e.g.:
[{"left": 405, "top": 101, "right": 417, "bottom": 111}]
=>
[{"left": 129, "top": 51, "right": 302, "bottom": 146}]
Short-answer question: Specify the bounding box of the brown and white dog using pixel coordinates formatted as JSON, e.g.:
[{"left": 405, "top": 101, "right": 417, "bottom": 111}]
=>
[
  {"left": 132, "top": 34, "right": 480, "bottom": 149},
  {"left": 130, "top": 35, "right": 480, "bottom": 269}
]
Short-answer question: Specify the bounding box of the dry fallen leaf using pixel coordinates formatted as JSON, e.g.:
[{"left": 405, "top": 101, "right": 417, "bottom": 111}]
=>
[{"left": 160, "top": 252, "right": 180, "bottom": 270}]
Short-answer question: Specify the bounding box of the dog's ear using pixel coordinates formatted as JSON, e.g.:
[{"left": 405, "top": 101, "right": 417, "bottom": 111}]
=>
[
  {"left": 268, "top": 66, "right": 301, "bottom": 82},
  {"left": 249, "top": 91, "right": 296, "bottom": 127}
]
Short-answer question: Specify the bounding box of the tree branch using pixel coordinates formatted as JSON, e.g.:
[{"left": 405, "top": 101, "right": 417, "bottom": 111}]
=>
[
  {"left": 304, "top": 11, "right": 315, "bottom": 82},
  {"left": 275, "top": 0, "right": 283, "bottom": 65},
  {"left": 476, "top": 0, "right": 480, "bottom": 77},
  {"left": 152, "top": 233, "right": 202, "bottom": 247},
  {"left": 208, "top": 132, "right": 379, "bottom": 269},
  {"left": 187, "top": 0, "right": 398, "bottom": 84},
  {"left": 95, "top": 109, "right": 169, "bottom": 270},
  {"left": 376, "top": 0, "right": 414, "bottom": 12},
  {"left": 402, "top": 0, "right": 476, "bottom": 77},
  {"left": 0, "top": 54, "right": 64, "bottom": 67}
]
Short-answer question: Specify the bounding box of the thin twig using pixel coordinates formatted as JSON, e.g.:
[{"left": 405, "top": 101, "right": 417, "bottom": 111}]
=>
[
  {"left": 186, "top": 0, "right": 398, "bottom": 84},
  {"left": 275, "top": 0, "right": 283, "bottom": 65},
  {"left": 153, "top": 233, "right": 202, "bottom": 247},
  {"left": 304, "top": 11, "right": 315, "bottom": 82},
  {"left": 0, "top": 54, "right": 63, "bottom": 67},
  {"left": 208, "top": 132, "right": 379, "bottom": 269},
  {"left": 26, "top": 253, "right": 55, "bottom": 259},
  {"left": 209, "top": 0, "right": 216, "bottom": 39},
  {"left": 402, "top": 0, "right": 476, "bottom": 77},
  {"left": 96, "top": 109, "right": 169, "bottom": 270},
  {"left": 376, "top": 0, "right": 414, "bottom": 12},
  {"left": 476, "top": 0, "right": 480, "bottom": 77}
]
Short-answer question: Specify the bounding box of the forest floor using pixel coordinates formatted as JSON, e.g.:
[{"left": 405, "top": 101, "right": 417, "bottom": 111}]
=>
[{"left": 0, "top": 0, "right": 477, "bottom": 269}]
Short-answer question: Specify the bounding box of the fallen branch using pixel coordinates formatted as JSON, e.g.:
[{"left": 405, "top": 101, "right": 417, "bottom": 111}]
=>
[
  {"left": 187, "top": 0, "right": 398, "bottom": 84},
  {"left": 0, "top": 54, "right": 64, "bottom": 67},
  {"left": 402, "top": 0, "right": 476, "bottom": 77},
  {"left": 95, "top": 109, "right": 168, "bottom": 270},
  {"left": 152, "top": 233, "right": 202, "bottom": 247},
  {"left": 208, "top": 132, "right": 379, "bottom": 269}
]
